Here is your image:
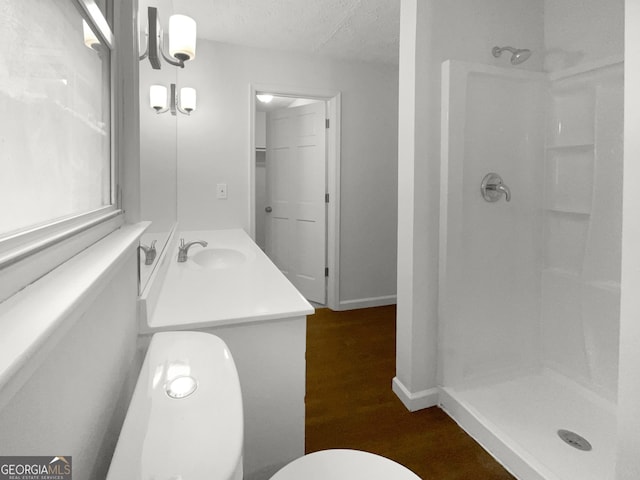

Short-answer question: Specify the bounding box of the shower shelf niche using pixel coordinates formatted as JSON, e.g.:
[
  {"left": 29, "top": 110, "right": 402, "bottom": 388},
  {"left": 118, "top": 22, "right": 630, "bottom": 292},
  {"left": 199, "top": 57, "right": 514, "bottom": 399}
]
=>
[
  {"left": 545, "top": 137, "right": 595, "bottom": 215},
  {"left": 545, "top": 143, "right": 594, "bottom": 151},
  {"left": 546, "top": 208, "right": 590, "bottom": 216},
  {"left": 542, "top": 267, "right": 580, "bottom": 281}
]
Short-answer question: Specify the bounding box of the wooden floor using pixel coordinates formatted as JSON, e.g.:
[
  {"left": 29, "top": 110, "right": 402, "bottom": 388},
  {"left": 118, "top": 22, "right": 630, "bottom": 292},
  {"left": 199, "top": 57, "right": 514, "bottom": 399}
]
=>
[{"left": 305, "top": 305, "right": 515, "bottom": 480}]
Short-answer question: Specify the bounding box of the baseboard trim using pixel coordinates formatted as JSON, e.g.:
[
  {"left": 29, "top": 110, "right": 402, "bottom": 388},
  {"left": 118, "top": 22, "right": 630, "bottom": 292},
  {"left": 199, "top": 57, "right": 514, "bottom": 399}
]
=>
[
  {"left": 337, "top": 295, "right": 396, "bottom": 311},
  {"left": 392, "top": 377, "right": 439, "bottom": 412}
]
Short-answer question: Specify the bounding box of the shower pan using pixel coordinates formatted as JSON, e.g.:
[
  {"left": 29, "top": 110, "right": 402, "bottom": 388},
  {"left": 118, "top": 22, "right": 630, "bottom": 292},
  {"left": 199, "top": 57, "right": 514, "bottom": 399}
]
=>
[{"left": 439, "top": 57, "right": 623, "bottom": 480}]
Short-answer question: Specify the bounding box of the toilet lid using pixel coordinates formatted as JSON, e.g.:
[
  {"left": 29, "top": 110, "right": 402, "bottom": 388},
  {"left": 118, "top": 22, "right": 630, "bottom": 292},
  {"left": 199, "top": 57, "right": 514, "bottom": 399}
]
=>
[{"left": 270, "top": 449, "right": 421, "bottom": 480}]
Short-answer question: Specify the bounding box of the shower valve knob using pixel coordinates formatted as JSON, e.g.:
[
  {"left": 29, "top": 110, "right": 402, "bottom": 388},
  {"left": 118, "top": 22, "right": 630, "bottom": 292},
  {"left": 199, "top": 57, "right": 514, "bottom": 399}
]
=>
[{"left": 481, "top": 173, "right": 511, "bottom": 202}]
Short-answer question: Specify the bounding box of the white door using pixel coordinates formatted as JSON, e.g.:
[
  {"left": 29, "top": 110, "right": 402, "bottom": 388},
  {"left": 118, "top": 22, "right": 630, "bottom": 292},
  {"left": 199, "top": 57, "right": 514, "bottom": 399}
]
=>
[{"left": 265, "top": 102, "right": 327, "bottom": 304}]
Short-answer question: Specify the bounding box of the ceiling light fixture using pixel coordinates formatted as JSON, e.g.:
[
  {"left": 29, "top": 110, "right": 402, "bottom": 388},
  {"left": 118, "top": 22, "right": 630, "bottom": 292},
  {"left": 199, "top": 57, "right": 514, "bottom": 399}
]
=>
[
  {"left": 257, "top": 94, "right": 274, "bottom": 103},
  {"left": 140, "top": 7, "right": 196, "bottom": 70},
  {"left": 150, "top": 83, "right": 197, "bottom": 116}
]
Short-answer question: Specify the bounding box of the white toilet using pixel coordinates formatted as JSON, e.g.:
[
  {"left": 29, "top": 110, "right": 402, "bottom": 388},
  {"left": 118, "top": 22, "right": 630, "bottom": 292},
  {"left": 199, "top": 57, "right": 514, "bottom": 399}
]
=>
[{"left": 107, "top": 331, "right": 421, "bottom": 480}]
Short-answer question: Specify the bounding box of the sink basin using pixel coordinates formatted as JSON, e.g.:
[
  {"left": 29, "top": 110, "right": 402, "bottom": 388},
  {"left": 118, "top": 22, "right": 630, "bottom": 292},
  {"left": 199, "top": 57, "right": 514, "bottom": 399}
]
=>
[{"left": 190, "top": 248, "right": 247, "bottom": 269}]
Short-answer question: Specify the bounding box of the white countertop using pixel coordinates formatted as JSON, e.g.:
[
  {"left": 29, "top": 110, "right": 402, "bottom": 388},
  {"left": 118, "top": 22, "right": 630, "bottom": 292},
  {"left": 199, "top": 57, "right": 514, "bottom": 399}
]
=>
[{"left": 147, "top": 229, "right": 314, "bottom": 330}]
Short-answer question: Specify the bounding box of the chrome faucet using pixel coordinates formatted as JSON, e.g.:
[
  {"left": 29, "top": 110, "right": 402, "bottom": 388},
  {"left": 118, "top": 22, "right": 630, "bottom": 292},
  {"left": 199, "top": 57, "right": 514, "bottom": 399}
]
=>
[
  {"left": 481, "top": 173, "right": 511, "bottom": 202},
  {"left": 178, "top": 238, "right": 208, "bottom": 262},
  {"left": 138, "top": 240, "right": 157, "bottom": 265},
  {"left": 494, "top": 183, "right": 511, "bottom": 202}
]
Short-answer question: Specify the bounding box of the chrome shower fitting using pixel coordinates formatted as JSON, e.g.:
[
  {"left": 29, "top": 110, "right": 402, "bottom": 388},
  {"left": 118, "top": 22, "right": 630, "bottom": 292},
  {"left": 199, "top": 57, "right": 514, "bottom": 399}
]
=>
[
  {"left": 481, "top": 173, "right": 511, "bottom": 202},
  {"left": 492, "top": 46, "right": 532, "bottom": 65}
]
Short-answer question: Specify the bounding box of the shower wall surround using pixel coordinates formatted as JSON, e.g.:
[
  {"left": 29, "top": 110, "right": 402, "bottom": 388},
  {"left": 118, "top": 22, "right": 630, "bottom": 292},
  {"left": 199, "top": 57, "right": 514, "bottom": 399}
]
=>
[
  {"left": 439, "top": 61, "right": 546, "bottom": 387},
  {"left": 439, "top": 56, "right": 623, "bottom": 480},
  {"left": 399, "top": 0, "right": 629, "bottom": 478},
  {"left": 440, "top": 56, "right": 623, "bottom": 397},
  {"left": 542, "top": 58, "right": 623, "bottom": 400}
]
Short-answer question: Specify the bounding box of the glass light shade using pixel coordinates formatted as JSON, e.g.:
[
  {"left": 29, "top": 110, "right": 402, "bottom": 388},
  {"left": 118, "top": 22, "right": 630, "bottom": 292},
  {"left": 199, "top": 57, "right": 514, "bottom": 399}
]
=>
[
  {"left": 150, "top": 84, "right": 168, "bottom": 110},
  {"left": 180, "top": 87, "right": 197, "bottom": 112},
  {"left": 82, "top": 19, "right": 100, "bottom": 49},
  {"left": 169, "top": 15, "right": 196, "bottom": 61},
  {"left": 257, "top": 94, "right": 274, "bottom": 103}
]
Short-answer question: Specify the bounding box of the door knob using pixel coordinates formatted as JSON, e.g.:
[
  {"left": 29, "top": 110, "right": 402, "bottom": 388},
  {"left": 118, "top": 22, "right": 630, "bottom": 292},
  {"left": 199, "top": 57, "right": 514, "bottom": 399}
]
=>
[{"left": 265, "top": 206, "right": 272, "bottom": 213}]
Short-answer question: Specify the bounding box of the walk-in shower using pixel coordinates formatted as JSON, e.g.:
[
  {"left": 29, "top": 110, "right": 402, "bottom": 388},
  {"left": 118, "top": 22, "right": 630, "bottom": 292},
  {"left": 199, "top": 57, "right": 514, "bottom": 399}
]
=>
[
  {"left": 439, "top": 54, "right": 623, "bottom": 480},
  {"left": 492, "top": 46, "right": 532, "bottom": 65}
]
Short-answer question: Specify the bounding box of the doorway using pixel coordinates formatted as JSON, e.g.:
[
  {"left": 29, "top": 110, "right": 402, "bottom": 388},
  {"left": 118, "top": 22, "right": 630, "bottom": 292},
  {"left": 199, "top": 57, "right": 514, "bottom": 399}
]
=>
[{"left": 250, "top": 85, "right": 341, "bottom": 309}]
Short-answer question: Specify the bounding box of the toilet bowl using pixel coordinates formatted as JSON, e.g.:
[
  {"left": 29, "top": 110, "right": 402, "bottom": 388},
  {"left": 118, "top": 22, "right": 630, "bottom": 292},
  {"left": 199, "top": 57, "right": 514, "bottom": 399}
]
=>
[
  {"left": 107, "top": 331, "right": 420, "bottom": 480},
  {"left": 270, "top": 449, "right": 421, "bottom": 480}
]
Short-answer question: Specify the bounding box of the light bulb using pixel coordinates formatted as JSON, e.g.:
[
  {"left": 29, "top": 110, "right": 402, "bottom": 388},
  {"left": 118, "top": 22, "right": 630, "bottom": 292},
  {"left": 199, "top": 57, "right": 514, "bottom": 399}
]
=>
[
  {"left": 257, "top": 94, "right": 274, "bottom": 103},
  {"left": 150, "top": 84, "right": 168, "bottom": 111},
  {"left": 180, "top": 87, "right": 197, "bottom": 113},
  {"left": 169, "top": 15, "right": 197, "bottom": 62}
]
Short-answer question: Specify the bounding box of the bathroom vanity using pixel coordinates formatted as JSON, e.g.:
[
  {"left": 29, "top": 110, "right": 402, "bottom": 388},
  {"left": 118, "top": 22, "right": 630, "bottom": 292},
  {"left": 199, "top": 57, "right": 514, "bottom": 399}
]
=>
[{"left": 138, "top": 229, "right": 314, "bottom": 480}]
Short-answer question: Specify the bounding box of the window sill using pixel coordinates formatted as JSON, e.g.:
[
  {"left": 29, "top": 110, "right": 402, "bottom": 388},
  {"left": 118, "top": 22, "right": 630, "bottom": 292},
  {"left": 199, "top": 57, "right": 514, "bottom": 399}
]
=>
[
  {"left": 0, "top": 208, "right": 126, "bottom": 302},
  {"left": 0, "top": 222, "right": 149, "bottom": 410}
]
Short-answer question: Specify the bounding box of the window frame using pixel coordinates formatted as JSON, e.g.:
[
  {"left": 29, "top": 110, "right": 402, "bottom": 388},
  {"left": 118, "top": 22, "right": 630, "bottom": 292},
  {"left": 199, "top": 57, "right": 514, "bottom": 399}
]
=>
[{"left": 0, "top": 0, "right": 123, "bottom": 302}]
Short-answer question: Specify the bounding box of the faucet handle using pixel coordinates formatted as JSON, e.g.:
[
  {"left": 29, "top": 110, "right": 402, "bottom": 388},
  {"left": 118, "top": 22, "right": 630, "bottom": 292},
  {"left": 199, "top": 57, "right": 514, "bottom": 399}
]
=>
[{"left": 481, "top": 173, "right": 511, "bottom": 203}]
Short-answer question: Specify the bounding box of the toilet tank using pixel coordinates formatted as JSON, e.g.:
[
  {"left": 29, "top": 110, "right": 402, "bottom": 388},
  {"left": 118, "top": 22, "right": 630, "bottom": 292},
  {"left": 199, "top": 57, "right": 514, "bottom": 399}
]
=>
[{"left": 107, "top": 331, "right": 244, "bottom": 480}]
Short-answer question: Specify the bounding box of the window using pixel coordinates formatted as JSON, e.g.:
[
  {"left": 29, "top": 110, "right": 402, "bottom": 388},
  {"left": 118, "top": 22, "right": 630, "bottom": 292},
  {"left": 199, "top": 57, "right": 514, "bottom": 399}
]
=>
[
  {"left": 1, "top": 0, "right": 113, "bottom": 235},
  {"left": 0, "top": 0, "right": 121, "bottom": 300}
]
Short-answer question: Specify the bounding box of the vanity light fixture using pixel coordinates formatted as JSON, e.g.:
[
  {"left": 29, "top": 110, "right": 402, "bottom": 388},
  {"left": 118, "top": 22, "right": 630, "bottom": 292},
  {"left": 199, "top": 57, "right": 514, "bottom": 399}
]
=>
[
  {"left": 150, "top": 84, "right": 168, "bottom": 112},
  {"left": 180, "top": 87, "right": 197, "bottom": 114},
  {"left": 150, "top": 83, "right": 197, "bottom": 116},
  {"left": 140, "top": 7, "right": 196, "bottom": 70},
  {"left": 256, "top": 94, "right": 274, "bottom": 103}
]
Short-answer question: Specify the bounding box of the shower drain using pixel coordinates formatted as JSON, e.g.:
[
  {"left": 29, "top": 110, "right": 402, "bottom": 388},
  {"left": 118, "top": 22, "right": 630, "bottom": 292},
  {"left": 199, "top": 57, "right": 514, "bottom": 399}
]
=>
[{"left": 557, "top": 429, "right": 592, "bottom": 451}]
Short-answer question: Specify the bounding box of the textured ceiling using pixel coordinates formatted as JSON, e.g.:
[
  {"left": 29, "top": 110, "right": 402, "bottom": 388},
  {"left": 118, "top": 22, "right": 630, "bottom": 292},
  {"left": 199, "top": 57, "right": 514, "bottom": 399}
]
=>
[{"left": 171, "top": 0, "right": 401, "bottom": 65}]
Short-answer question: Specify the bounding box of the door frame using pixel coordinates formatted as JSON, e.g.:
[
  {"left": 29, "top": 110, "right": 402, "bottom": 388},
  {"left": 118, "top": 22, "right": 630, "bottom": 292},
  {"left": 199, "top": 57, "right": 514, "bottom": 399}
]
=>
[{"left": 249, "top": 83, "right": 341, "bottom": 310}]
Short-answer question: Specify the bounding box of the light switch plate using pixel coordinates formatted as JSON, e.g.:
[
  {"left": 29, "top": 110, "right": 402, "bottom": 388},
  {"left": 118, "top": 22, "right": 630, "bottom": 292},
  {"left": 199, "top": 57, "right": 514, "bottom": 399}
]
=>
[{"left": 216, "top": 183, "right": 227, "bottom": 199}]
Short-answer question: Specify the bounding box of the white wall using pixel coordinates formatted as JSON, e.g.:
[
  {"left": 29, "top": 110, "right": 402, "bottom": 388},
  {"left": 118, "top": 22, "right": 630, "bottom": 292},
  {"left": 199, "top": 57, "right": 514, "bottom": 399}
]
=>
[
  {"left": 137, "top": 0, "right": 178, "bottom": 290},
  {"left": 544, "top": 0, "right": 625, "bottom": 71},
  {"left": 255, "top": 111, "right": 266, "bottom": 149},
  {"left": 175, "top": 40, "right": 399, "bottom": 305},
  {"left": 139, "top": 57, "right": 177, "bottom": 236},
  {"left": 255, "top": 150, "right": 266, "bottom": 249},
  {"left": 0, "top": 252, "right": 140, "bottom": 479},
  {"left": 616, "top": 2, "right": 640, "bottom": 478},
  {"left": 395, "top": 0, "right": 544, "bottom": 408}
]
